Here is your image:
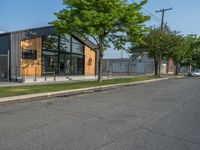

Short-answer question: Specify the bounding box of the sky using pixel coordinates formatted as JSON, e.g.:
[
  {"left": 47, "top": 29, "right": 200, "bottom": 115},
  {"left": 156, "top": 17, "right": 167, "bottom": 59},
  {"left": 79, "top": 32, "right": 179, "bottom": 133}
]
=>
[{"left": 0, "top": 0, "right": 200, "bottom": 58}]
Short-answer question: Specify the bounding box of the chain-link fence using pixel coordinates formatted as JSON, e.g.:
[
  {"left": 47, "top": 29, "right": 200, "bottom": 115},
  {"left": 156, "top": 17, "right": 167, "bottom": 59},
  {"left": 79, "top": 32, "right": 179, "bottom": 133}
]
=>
[{"left": 103, "top": 61, "right": 155, "bottom": 77}]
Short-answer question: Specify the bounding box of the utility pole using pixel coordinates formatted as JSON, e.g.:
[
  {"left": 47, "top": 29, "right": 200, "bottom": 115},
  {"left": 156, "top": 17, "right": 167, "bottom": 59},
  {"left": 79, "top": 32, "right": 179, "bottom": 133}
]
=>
[{"left": 156, "top": 8, "right": 172, "bottom": 77}]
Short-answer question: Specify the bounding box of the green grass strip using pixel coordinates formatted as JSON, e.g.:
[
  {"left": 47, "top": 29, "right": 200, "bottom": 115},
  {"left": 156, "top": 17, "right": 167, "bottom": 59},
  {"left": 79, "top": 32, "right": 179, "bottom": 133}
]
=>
[{"left": 0, "top": 76, "right": 155, "bottom": 98}]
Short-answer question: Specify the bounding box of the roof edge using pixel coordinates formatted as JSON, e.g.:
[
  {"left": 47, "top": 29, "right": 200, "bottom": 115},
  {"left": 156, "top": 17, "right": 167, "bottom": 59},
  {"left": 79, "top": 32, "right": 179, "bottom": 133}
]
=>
[{"left": 0, "top": 25, "right": 98, "bottom": 50}]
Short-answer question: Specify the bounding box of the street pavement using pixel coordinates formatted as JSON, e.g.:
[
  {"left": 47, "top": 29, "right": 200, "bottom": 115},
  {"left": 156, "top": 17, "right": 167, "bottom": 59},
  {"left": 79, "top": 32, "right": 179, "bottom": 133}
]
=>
[{"left": 0, "top": 78, "right": 200, "bottom": 150}]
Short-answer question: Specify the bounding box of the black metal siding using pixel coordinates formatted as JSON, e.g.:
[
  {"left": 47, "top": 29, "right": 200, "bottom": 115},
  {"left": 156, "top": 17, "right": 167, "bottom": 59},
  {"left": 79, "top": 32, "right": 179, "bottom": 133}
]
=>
[
  {"left": 0, "top": 33, "right": 10, "bottom": 54},
  {"left": 0, "top": 34, "right": 10, "bottom": 80},
  {"left": 0, "top": 55, "right": 8, "bottom": 80}
]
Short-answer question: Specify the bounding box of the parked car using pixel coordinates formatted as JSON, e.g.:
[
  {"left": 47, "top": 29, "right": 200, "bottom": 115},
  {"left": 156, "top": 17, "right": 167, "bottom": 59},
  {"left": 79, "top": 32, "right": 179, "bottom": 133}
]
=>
[{"left": 188, "top": 70, "right": 200, "bottom": 77}]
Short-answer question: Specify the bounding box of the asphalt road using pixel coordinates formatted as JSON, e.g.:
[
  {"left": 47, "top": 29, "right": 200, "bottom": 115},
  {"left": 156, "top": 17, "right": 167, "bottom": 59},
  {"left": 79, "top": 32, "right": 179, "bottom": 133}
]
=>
[{"left": 0, "top": 78, "right": 200, "bottom": 150}]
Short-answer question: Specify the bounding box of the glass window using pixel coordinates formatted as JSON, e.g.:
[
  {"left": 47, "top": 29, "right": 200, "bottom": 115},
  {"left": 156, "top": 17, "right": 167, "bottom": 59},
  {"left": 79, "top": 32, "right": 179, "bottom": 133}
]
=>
[
  {"left": 71, "top": 54, "right": 84, "bottom": 75},
  {"left": 42, "top": 35, "right": 85, "bottom": 76},
  {"left": 42, "top": 35, "right": 58, "bottom": 51},
  {"left": 72, "top": 38, "right": 83, "bottom": 54},
  {"left": 59, "top": 53, "right": 71, "bottom": 75},
  {"left": 42, "top": 51, "right": 58, "bottom": 75},
  {"left": 22, "top": 50, "right": 37, "bottom": 60},
  {"left": 60, "top": 35, "right": 70, "bottom": 53}
]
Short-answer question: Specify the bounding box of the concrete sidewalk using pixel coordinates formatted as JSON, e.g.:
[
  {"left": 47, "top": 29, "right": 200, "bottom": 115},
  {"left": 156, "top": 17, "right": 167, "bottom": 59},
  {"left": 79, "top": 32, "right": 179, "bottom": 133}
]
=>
[
  {"left": 0, "top": 76, "right": 98, "bottom": 87},
  {"left": 0, "top": 75, "right": 152, "bottom": 87},
  {"left": 0, "top": 81, "right": 22, "bottom": 87},
  {"left": 0, "top": 76, "right": 184, "bottom": 103}
]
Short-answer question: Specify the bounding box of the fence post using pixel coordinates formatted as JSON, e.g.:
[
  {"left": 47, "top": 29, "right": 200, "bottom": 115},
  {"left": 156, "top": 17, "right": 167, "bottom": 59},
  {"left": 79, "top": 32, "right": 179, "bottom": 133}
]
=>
[
  {"left": 45, "top": 71, "right": 47, "bottom": 82},
  {"left": 128, "top": 63, "right": 130, "bottom": 76},
  {"left": 54, "top": 71, "right": 56, "bottom": 82},
  {"left": 1, "top": 64, "right": 3, "bottom": 80},
  {"left": 34, "top": 66, "right": 37, "bottom": 82},
  {"left": 7, "top": 50, "right": 10, "bottom": 81},
  {"left": 15, "top": 66, "right": 16, "bottom": 81}
]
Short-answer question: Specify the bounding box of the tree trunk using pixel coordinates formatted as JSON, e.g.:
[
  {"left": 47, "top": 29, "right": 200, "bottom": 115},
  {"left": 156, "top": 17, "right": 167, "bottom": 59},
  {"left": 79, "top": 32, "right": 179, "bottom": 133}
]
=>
[
  {"left": 175, "top": 65, "right": 179, "bottom": 75},
  {"left": 166, "top": 59, "right": 169, "bottom": 74},
  {"left": 189, "top": 64, "right": 192, "bottom": 72},
  {"left": 158, "top": 51, "right": 162, "bottom": 78},
  {"left": 154, "top": 57, "right": 158, "bottom": 77},
  {"left": 97, "top": 36, "right": 104, "bottom": 83},
  {"left": 98, "top": 51, "right": 103, "bottom": 83}
]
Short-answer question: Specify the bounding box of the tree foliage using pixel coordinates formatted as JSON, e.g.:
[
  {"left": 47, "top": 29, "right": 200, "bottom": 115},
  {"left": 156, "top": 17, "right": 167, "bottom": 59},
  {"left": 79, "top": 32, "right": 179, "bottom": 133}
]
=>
[
  {"left": 129, "top": 26, "right": 197, "bottom": 76},
  {"left": 51, "top": 0, "right": 149, "bottom": 82},
  {"left": 185, "top": 35, "right": 200, "bottom": 69},
  {"left": 129, "top": 26, "right": 172, "bottom": 76},
  {"left": 166, "top": 32, "right": 190, "bottom": 74}
]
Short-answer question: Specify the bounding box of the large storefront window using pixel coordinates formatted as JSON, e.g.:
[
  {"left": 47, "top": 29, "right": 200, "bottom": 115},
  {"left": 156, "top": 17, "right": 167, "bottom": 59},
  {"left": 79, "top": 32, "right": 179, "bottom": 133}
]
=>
[
  {"left": 59, "top": 53, "right": 71, "bottom": 75},
  {"left": 42, "top": 35, "right": 84, "bottom": 76},
  {"left": 42, "top": 51, "right": 58, "bottom": 75},
  {"left": 60, "top": 35, "right": 70, "bottom": 53},
  {"left": 43, "top": 35, "right": 58, "bottom": 51},
  {"left": 71, "top": 54, "right": 84, "bottom": 75},
  {"left": 72, "top": 37, "right": 84, "bottom": 55}
]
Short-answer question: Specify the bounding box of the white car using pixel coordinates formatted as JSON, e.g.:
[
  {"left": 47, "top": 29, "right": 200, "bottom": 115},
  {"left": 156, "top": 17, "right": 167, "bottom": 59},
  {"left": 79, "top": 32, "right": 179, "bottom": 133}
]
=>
[{"left": 188, "top": 71, "right": 200, "bottom": 77}]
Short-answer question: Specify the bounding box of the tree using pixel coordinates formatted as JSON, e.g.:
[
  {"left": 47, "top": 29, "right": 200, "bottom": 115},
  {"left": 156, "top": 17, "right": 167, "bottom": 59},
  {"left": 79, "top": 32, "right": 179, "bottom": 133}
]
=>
[
  {"left": 185, "top": 35, "right": 200, "bottom": 70},
  {"left": 129, "top": 26, "right": 171, "bottom": 77},
  {"left": 166, "top": 33, "right": 190, "bottom": 75},
  {"left": 51, "top": 0, "right": 149, "bottom": 82}
]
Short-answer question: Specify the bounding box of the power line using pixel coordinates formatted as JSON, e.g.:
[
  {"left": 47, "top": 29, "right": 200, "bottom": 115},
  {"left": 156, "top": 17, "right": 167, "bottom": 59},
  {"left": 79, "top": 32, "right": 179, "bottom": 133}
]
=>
[
  {"left": 165, "top": 0, "right": 193, "bottom": 34},
  {"left": 142, "top": 11, "right": 160, "bottom": 23},
  {"left": 130, "top": 0, "right": 161, "bottom": 23},
  {"left": 142, "top": 8, "right": 161, "bottom": 21}
]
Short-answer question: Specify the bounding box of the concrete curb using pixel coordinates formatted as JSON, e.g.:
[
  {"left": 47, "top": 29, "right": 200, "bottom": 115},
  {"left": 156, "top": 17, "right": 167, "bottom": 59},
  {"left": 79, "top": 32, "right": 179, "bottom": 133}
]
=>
[{"left": 0, "top": 76, "right": 184, "bottom": 103}]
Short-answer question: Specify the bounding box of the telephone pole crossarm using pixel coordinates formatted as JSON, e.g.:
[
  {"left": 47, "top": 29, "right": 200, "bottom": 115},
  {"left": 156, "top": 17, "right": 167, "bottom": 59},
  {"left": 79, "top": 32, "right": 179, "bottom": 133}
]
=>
[{"left": 156, "top": 8, "right": 172, "bottom": 32}]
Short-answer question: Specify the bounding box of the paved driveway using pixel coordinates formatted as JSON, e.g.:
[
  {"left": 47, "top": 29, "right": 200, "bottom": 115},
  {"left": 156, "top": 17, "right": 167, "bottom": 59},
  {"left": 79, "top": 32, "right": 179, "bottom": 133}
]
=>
[{"left": 0, "top": 78, "right": 200, "bottom": 150}]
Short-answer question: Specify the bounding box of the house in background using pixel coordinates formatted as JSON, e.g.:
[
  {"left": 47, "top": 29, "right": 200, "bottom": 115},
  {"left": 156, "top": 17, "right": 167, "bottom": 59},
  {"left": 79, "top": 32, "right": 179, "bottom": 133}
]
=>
[
  {"left": 167, "top": 58, "right": 175, "bottom": 74},
  {"left": 0, "top": 26, "right": 98, "bottom": 82}
]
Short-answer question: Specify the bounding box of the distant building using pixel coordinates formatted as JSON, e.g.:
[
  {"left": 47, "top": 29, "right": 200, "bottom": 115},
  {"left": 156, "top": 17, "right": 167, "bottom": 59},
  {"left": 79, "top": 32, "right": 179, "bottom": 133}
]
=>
[
  {"left": 103, "top": 52, "right": 181, "bottom": 76},
  {"left": 167, "top": 58, "right": 175, "bottom": 74},
  {"left": 103, "top": 53, "right": 155, "bottom": 76}
]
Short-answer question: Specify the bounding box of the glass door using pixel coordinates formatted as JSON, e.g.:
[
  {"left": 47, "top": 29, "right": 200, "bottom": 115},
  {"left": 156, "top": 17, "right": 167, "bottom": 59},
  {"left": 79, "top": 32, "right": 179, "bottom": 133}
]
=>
[{"left": 59, "top": 53, "right": 70, "bottom": 75}]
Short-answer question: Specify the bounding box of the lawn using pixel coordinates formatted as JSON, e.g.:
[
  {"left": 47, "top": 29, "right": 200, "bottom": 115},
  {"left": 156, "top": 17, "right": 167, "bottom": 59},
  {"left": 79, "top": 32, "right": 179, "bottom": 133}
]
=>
[{"left": 0, "top": 76, "right": 155, "bottom": 98}]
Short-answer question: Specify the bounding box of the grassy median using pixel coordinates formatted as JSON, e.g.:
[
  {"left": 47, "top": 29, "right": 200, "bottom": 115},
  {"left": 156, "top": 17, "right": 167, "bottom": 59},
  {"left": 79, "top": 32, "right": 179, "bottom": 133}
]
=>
[{"left": 0, "top": 76, "right": 155, "bottom": 98}]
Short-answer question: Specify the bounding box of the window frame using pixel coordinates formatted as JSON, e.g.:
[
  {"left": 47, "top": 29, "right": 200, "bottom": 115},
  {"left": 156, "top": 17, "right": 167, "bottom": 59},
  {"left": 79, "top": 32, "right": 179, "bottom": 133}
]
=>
[{"left": 22, "top": 49, "right": 37, "bottom": 60}]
